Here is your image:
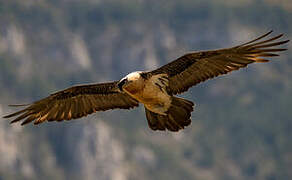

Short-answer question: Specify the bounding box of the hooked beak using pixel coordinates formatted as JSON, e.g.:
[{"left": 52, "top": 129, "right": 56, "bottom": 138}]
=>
[{"left": 118, "top": 79, "right": 127, "bottom": 91}]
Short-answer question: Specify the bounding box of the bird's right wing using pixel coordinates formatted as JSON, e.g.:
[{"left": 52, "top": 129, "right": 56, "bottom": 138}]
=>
[
  {"left": 149, "top": 31, "right": 289, "bottom": 95},
  {"left": 3, "top": 81, "right": 139, "bottom": 125}
]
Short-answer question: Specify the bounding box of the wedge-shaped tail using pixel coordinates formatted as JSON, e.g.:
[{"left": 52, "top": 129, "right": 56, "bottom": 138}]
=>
[{"left": 145, "top": 97, "right": 194, "bottom": 132}]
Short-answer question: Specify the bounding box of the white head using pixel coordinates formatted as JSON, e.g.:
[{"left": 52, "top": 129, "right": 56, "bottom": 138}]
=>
[
  {"left": 118, "top": 71, "right": 144, "bottom": 91},
  {"left": 125, "top": 71, "right": 143, "bottom": 81}
]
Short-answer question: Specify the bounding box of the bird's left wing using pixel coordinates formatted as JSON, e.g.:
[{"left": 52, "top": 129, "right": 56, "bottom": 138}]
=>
[
  {"left": 149, "top": 31, "right": 289, "bottom": 95},
  {"left": 3, "top": 81, "right": 139, "bottom": 125}
]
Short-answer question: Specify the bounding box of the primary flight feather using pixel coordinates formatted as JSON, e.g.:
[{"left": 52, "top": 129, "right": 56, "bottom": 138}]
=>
[{"left": 3, "top": 31, "right": 289, "bottom": 132}]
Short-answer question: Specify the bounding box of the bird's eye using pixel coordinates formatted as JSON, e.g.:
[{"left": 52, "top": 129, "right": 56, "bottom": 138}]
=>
[{"left": 118, "top": 79, "right": 127, "bottom": 90}]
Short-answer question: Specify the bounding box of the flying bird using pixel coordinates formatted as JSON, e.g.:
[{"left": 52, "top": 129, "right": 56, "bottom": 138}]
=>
[{"left": 3, "top": 31, "right": 289, "bottom": 132}]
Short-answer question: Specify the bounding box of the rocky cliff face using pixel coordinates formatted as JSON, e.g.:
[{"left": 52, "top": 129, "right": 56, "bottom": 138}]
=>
[{"left": 0, "top": 1, "right": 291, "bottom": 179}]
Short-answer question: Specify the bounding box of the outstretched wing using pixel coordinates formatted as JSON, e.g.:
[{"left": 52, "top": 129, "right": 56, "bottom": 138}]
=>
[
  {"left": 3, "top": 81, "right": 139, "bottom": 125},
  {"left": 150, "top": 31, "right": 289, "bottom": 95}
]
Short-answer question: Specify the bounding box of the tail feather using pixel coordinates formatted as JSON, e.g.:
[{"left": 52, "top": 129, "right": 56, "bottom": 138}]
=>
[
  {"left": 145, "top": 97, "right": 194, "bottom": 132},
  {"left": 145, "top": 110, "right": 166, "bottom": 131}
]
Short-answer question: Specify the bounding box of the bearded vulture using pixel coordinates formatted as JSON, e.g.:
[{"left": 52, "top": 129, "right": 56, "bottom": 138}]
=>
[{"left": 3, "top": 31, "right": 289, "bottom": 132}]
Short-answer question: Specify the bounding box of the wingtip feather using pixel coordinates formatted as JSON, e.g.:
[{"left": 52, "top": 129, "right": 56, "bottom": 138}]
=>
[
  {"left": 21, "top": 122, "right": 27, "bottom": 126},
  {"left": 10, "top": 119, "right": 19, "bottom": 124},
  {"left": 3, "top": 115, "right": 10, "bottom": 118},
  {"left": 255, "top": 59, "right": 269, "bottom": 63},
  {"left": 3, "top": 109, "right": 26, "bottom": 118}
]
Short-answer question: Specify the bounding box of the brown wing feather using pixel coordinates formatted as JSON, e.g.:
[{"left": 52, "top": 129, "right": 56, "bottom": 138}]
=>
[
  {"left": 3, "top": 81, "right": 139, "bottom": 125},
  {"left": 150, "top": 31, "right": 289, "bottom": 94}
]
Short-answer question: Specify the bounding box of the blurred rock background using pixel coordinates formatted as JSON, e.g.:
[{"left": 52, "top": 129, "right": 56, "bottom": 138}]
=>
[{"left": 0, "top": 0, "right": 291, "bottom": 179}]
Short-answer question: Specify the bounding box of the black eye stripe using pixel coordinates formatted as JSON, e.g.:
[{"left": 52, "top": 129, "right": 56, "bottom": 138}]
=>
[{"left": 118, "top": 79, "right": 127, "bottom": 90}]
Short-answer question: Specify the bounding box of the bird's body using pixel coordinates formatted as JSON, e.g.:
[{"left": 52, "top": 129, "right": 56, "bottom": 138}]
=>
[
  {"left": 3, "top": 31, "right": 289, "bottom": 132},
  {"left": 123, "top": 72, "right": 171, "bottom": 115}
]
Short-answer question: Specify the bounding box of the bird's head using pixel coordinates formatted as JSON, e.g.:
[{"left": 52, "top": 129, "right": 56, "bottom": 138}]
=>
[{"left": 118, "top": 71, "right": 146, "bottom": 91}]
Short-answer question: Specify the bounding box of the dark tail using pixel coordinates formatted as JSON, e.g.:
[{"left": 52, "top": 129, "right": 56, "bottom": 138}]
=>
[{"left": 145, "top": 97, "right": 194, "bottom": 132}]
